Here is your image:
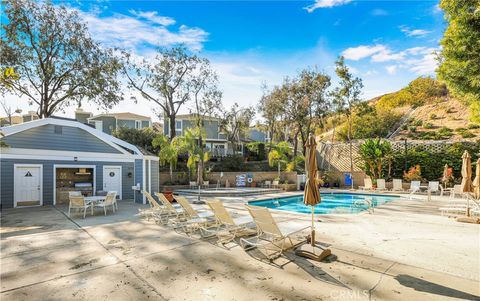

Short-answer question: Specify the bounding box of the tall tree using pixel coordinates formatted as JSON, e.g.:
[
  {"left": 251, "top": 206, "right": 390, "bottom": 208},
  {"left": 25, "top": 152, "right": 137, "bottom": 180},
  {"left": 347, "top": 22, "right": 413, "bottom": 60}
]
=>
[
  {"left": 0, "top": 0, "right": 123, "bottom": 117},
  {"left": 189, "top": 59, "right": 222, "bottom": 184},
  {"left": 332, "top": 56, "right": 363, "bottom": 188},
  {"left": 258, "top": 84, "right": 286, "bottom": 152},
  {"left": 123, "top": 46, "right": 201, "bottom": 140},
  {"left": 221, "top": 103, "right": 255, "bottom": 154},
  {"left": 284, "top": 69, "right": 331, "bottom": 155},
  {"left": 437, "top": 0, "right": 480, "bottom": 122},
  {"left": 0, "top": 100, "right": 22, "bottom": 126}
]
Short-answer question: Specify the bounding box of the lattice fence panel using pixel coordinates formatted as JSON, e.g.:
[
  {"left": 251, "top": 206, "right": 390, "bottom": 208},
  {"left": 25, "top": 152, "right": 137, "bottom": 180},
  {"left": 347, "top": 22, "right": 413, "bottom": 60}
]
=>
[{"left": 318, "top": 140, "right": 475, "bottom": 172}]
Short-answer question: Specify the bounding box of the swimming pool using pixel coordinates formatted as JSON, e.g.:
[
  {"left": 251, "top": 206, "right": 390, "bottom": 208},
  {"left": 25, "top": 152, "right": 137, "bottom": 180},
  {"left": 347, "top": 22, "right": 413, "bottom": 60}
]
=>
[{"left": 249, "top": 193, "right": 401, "bottom": 214}]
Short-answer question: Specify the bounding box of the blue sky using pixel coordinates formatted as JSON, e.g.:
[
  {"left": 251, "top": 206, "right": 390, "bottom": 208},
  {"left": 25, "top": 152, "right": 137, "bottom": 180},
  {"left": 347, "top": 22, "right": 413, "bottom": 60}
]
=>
[{"left": 5, "top": 0, "right": 445, "bottom": 121}]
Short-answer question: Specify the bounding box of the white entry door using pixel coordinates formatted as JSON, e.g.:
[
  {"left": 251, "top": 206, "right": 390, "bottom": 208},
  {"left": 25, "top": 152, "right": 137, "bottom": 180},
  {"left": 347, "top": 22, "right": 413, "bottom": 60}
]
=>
[
  {"left": 103, "top": 166, "right": 122, "bottom": 199},
  {"left": 14, "top": 165, "right": 42, "bottom": 207}
]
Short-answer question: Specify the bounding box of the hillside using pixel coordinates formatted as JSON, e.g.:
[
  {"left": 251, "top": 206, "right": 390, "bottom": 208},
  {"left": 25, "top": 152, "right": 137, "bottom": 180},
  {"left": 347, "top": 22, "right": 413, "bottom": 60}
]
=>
[
  {"left": 318, "top": 77, "right": 480, "bottom": 142},
  {"left": 392, "top": 98, "right": 480, "bottom": 141}
]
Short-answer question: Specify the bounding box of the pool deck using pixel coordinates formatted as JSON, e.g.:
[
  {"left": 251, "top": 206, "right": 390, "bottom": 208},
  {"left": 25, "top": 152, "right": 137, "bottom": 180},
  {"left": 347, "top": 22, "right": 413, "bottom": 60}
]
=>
[{"left": 1, "top": 190, "right": 479, "bottom": 300}]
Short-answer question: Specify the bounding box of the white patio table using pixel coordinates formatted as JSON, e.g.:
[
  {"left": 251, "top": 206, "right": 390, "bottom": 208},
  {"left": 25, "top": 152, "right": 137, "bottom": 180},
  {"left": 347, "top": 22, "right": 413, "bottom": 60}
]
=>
[{"left": 84, "top": 196, "right": 106, "bottom": 215}]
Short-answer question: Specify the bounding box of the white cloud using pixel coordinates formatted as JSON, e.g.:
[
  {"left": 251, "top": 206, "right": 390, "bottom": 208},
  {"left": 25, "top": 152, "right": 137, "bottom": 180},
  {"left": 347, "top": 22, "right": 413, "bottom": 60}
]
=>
[
  {"left": 128, "top": 10, "right": 176, "bottom": 26},
  {"left": 342, "top": 45, "right": 387, "bottom": 60},
  {"left": 342, "top": 43, "right": 438, "bottom": 76},
  {"left": 77, "top": 9, "right": 208, "bottom": 51},
  {"left": 386, "top": 65, "right": 397, "bottom": 75},
  {"left": 304, "top": 0, "right": 352, "bottom": 13},
  {"left": 400, "top": 26, "right": 432, "bottom": 37}
]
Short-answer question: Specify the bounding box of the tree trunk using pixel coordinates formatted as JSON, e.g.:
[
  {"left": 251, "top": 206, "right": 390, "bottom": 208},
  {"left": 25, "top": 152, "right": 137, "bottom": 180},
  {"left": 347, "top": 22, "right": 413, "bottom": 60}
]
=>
[
  {"left": 293, "top": 130, "right": 299, "bottom": 157},
  {"left": 169, "top": 114, "right": 176, "bottom": 140},
  {"left": 348, "top": 114, "right": 354, "bottom": 189},
  {"left": 278, "top": 162, "right": 281, "bottom": 179},
  {"left": 197, "top": 135, "right": 204, "bottom": 185},
  {"left": 169, "top": 163, "right": 173, "bottom": 182}
]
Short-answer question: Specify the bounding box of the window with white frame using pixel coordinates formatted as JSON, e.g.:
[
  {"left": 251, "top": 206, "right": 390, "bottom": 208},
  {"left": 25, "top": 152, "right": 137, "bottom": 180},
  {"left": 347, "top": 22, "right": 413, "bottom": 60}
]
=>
[
  {"left": 175, "top": 120, "right": 182, "bottom": 136},
  {"left": 135, "top": 120, "right": 141, "bottom": 129}
]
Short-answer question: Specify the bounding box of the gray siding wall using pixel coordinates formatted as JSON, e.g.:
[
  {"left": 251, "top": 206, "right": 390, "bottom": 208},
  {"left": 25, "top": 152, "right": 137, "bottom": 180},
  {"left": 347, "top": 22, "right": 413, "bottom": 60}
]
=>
[
  {"left": 89, "top": 116, "right": 116, "bottom": 134},
  {"left": 249, "top": 129, "right": 266, "bottom": 142},
  {"left": 2, "top": 124, "right": 122, "bottom": 154},
  {"left": 134, "top": 159, "right": 143, "bottom": 203},
  {"left": 117, "top": 119, "right": 135, "bottom": 129},
  {"left": 0, "top": 159, "right": 135, "bottom": 209},
  {"left": 151, "top": 161, "right": 159, "bottom": 194},
  {"left": 204, "top": 120, "right": 219, "bottom": 139}
]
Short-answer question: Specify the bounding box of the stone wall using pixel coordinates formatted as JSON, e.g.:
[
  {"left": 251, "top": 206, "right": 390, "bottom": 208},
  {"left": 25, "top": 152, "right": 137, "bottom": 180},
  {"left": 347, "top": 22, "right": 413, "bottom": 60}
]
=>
[{"left": 159, "top": 171, "right": 298, "bottom": 186}]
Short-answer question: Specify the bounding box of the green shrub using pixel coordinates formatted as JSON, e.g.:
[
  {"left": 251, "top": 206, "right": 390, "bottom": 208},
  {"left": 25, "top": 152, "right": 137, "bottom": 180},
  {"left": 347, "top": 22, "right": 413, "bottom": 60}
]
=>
[
  {"left": 467, "top": 123, "right": 480, "bottom": 129},
  {"left": 455, "top": 127, "right": 466, "bottom": 133},
  {"left": 401, "top": 124, "right": 408, "bottom": 130},
  {"left": 429, "top": 113, "right": 437, "bottom": 120},
  {"left": 446, "top": 107, "right": 455, "bottom": 113},
  {"left": 438, "top": 127, "right": 453, "bottom": 137},
  {"left": 390, "top": 142, "right": 480, "bottom": 181},
  {"left": 412, "top": 119, "right": 423, "bottom": 126},
  {"left": 461, "top": 131, "right": 475, "bottom": 138},
  {"left": 409, "top": 126, "right": 417, "bottom": 133},
  {"left": 423, "top": 122, "right": 434, "bottom": 129}
]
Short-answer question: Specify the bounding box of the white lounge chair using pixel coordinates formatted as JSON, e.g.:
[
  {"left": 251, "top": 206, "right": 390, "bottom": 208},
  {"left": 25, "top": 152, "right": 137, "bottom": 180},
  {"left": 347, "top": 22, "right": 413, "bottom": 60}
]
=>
[
  {"left": 408, "top": 181, "right": 421, "bottom": 193},
  {"left": 202, "top": 199, "right": 256, "bottom": 244},
  {"left": 272, "top": 180, "right": 280, "bottom": 188},
  {"left": 264, "top": 180, "right": 272, "bottom": 188},
  {"left": 391, "top": 179, "right": 404, "bottom": 192},
  {"left": 376, "top": 179, "right": 387, "bottom": 191},
  {"left": 450, "top": 185, "right": 464, "bottom": 199},
  {"left": 428, "top": 181, "right": 443, "bottom": 196},
  {"left": 174, "top": 196, "right": 216, "bottom": 234},
  {"left": 155, "top": 192, "right": 186, "bottom": 224},
  {"left": 359, "top": 178, "right": 373, "bottom": 191},
  {"left": 240, "top": 205, "right": 309, "bottom": 260},
  {"left": 189, "top": 181, "right": 197, "bottom": 189}
]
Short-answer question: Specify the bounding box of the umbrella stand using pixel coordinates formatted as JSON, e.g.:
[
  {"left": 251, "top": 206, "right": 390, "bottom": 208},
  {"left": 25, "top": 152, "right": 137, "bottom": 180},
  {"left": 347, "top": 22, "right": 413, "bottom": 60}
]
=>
[{"left": 295, "top": 205, "right": 331, "bottom": 261}]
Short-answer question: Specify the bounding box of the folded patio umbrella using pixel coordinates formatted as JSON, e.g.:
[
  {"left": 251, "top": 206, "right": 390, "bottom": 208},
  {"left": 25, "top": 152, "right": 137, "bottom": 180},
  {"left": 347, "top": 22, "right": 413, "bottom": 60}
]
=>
[
  {"left": 295, "top": 133, "right": 331, "bottom": 261},
  {"left": 442, "top": 164, "right": 449, "bottom": 187},
  {"left": 473, "top": 159, "right": 480, "bottom": 200},
  {"left": 460, "top": 151, "right": 473, "bottom": 193},
  {"left": 460, "top": 151, "right": 473, "bottom": 216}
]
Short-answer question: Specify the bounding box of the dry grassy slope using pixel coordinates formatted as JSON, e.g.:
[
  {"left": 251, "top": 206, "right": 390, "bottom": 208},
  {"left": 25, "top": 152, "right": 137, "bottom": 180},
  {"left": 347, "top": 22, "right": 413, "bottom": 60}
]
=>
[
  {"left": 392, "top": 98, "right": 479, "bottom": 141},
  {"left": 317, "top": 97, "right": 479, "bottom": 142}
]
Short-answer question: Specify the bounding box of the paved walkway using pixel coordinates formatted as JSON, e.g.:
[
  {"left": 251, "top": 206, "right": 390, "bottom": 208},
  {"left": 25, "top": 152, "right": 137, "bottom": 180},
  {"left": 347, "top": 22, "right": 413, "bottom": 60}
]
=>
[{"left": 1, "top": 195, "right": 479, "bottom": 301}]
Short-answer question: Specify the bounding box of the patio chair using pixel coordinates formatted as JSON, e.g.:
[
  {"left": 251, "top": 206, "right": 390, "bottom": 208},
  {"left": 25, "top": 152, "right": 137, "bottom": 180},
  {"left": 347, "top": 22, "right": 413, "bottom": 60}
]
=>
[
  {"left": 154, "top": 192, "right": 186, "bottom": 224},
  {"left": 240, "top": 205, "right": 309, "bottom": 260},
  {"left": 264, "top": 180, "right": 271, "bottom": 188},
  {"left": 359, "top": 178, "right": 373, "bottom": 191},
  {"left": 272, "top": 180, "right": 280, "bottom": 188},
  {"left": 174, "top": 196, "right": 217, "bottom": 234},
  {"left": 450, "top": 185, "right": 464, "bottom": 199},
  {"left": 376, "top": 179, "right": 387, "bottom": 191},
  {"left": 189, "top": 181, "right": 197, "bottom": 189},
  {"left": 202, "top": 199, "right": 256, "bottom": 244},
  {"left": 203, "top": 181, "right": 209, "bottom": 188},
  {"left": 108, "top": 190, "right": 119, "bottom": 210},
  {"left": 428, "top": 181, "right": 444, "bottom": 196},
  {"left": 408, "top": 181, "right": 421, "bottom": 193},
  {"left": 391, "top": 179, "right": 404, "bottom": 192},
  {"left": 68, "top": 195, "right": 92, "bottom": 219},
  {"left": 140, "top": 190, "right": 170, "bottom": 221},
  {"left": 94, "top": 191, "right": 117, "bottom": 216}
]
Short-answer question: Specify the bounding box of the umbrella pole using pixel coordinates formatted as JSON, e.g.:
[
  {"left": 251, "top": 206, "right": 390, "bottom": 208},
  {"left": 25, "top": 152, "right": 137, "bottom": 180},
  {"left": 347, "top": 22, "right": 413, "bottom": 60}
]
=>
[{"left": 311, "top": 206, "right": 315, "bottom": 247}]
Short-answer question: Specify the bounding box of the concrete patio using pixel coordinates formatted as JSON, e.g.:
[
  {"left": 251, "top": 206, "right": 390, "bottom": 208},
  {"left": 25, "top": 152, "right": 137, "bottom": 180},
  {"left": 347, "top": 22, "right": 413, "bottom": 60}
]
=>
[{"left": 1, "top": 195, "right": 479, "bottom": 301}]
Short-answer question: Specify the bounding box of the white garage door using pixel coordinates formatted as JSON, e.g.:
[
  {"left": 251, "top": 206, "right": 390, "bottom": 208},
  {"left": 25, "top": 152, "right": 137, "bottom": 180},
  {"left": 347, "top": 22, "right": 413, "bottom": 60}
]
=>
[{"left": 14, "top": 165, "right": 42, "bottom": 207}]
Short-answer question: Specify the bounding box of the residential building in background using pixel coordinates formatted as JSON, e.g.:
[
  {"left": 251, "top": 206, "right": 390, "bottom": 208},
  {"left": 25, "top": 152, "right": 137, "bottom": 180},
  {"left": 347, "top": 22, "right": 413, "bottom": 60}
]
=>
[
  {"left": 83, "top": 111, "right": 152, "bottom": 135},
  {"left": 164, "top": 114, "right": 229, "bottom": 157}
]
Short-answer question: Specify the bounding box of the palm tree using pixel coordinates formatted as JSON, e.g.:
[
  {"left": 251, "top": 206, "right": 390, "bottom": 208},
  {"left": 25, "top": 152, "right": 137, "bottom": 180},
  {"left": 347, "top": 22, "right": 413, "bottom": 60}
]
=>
[
  {"left": 268, "top": 141, "right": 291, "bottom": 178},
  {"left": 152, "top": 134, "right": 185, "bottom": 182}
]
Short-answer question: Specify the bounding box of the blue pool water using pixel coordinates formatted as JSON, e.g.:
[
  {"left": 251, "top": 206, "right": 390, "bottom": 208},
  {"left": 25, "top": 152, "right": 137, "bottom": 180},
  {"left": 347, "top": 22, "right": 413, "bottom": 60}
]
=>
[{"left": 249, "top": 193, "right": 401, "bottom": 214}]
